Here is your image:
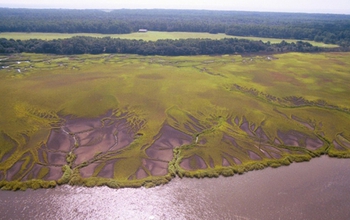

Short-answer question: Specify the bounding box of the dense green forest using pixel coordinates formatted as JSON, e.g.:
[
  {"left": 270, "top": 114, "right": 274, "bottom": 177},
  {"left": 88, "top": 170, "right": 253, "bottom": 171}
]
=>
[
  {"left": 0, "top": 37, "right": 333, "bottom": 55},
  {"left": 1, "top": 8, "right": 350, "bottom": 46}
]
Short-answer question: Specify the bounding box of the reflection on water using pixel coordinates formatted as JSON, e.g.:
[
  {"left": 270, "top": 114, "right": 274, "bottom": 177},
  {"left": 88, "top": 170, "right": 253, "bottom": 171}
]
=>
[{"left": 1, "top": 156, "right": 350, "bottom": 220}]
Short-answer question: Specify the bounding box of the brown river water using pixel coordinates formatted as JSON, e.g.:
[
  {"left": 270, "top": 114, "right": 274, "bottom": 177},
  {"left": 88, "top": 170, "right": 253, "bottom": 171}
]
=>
[{"left": 1, "top": 156, "right": 350, "bottom": 220}]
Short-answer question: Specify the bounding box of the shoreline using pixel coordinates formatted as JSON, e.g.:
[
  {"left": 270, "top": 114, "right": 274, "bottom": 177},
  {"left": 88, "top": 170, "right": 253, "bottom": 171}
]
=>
[
  {"left": 1, "top": 153, "right": 349, "bottom": 191},
  {"left": 1, "top": 155, "right": 350, "bottom": 219}
]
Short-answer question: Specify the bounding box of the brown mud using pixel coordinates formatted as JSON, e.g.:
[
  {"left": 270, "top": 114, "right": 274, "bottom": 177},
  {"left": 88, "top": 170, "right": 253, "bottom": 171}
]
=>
[
  {"left": 291, "top": 115, "right": 314, "bottom": 130},
  {"left": 43, "top": 166, "right": 63, "bottom": 181},
  {"left": 248, "top": 151, "right": 262, "bottom": 160},
  {"left": 46, "top": 152, "right": 66, "bottom": 166},
  {"left": 222, "top": 157, "right": 231, "bottom": 166},
  {"left": 142, "top": 159, "right": 169, "bottom": 176},
  {"left": 96, "top": 161, "right": 115, "bottom": 179},
  {"left": 47, "top": 129, "right": 72, "bottom": 152},
  {"left": 6, "top": 160, "right": 25, "bottom": 181},
  {"left": 21, "top": 164, "right": 45, "bottom": 181},
  {"left": 134, "top": 168, "right": 148, "bottom": 179},
  {"left": 146, "top": 124, "right": 192, "bottom": 161},
  {"left": 180, "top": 154, "right": 208, "bottom": 170},
  {"left": 2, "top": 108, "right": 350, "bottom": 190}
]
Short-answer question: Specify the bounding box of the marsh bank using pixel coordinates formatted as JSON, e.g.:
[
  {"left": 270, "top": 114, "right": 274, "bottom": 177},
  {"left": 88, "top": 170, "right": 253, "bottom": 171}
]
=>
[{"left": 1, "top": 156, "right": 349, "bottom": 220}]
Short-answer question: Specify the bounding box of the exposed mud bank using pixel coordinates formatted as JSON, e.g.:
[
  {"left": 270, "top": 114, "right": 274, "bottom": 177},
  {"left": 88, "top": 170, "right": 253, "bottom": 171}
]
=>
[
  {"left": 1, "top": 106, "right": 350, "bottom": 191},
  {"left": 1, "top": 156, "right": 350, "bottom": 220}
]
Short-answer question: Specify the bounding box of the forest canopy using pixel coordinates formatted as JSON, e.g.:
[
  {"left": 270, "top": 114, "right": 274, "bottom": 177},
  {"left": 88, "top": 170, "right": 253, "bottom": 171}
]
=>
[
  {"left": 0, "top": 8, "right": 349, "bottom": 55},
  {"left": 1, "top": 8, "right": 350, "bottom": 46},
  {"left": 0, "top": 37, "right": 331, "bottom": 55}
]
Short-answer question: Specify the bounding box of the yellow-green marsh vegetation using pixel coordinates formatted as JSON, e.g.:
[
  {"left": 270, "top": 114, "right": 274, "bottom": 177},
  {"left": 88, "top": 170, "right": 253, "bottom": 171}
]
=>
[{"left": 0, "top": 52, "right": 350, "bottom": 190}]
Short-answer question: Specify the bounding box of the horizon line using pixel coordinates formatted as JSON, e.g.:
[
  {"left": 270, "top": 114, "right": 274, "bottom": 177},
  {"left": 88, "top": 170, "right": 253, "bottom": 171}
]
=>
[{"left": 1, "top": 6, "right": 350, "bottom": 15}]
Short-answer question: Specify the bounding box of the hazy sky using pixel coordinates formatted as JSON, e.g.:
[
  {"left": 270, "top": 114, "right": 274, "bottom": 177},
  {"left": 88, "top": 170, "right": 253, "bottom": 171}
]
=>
[{"left": 1, "top": 0, "right": 350, "bottom": 14}]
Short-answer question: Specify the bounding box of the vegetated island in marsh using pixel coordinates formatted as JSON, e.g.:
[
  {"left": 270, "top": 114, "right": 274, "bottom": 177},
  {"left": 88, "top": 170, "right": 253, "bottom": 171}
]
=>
[
  {"left": 0, "top": 31, "right": 339, "bottom": 48},
  {"left": 0, "top": 52, "right": 350, "bottom": 190},
  {"left": 0, "top": 35, "right": 333, "bottom": 56}
]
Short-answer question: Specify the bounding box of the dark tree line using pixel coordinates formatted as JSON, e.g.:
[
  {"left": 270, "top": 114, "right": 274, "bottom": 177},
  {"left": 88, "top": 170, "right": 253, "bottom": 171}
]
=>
[
  {"left": 1, "top": 8, "right": 350, "bottom": 46},
  {"left": 0, "top": 36, "right": 335, "bottom": 56}
]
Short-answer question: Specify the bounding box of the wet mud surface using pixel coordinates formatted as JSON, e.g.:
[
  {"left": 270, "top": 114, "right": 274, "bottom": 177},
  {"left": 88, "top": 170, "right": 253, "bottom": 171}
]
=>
[
  {"left": 2, "top": 112, "right": 138, "bottom": 181},
  {"left": 2, "top": 109, "right": 350, "bottom": 185}
]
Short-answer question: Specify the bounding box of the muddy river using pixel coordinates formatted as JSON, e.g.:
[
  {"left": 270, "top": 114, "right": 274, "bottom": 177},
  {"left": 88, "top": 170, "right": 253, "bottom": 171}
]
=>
[{"left": 1, "top": 156, "right": 349, "bottom": 220}]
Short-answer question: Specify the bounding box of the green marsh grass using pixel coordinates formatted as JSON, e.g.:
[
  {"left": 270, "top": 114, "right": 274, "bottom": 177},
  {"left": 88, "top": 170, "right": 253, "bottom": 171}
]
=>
[{"left": 0, "top": 52, "right": 350, "bottom": 189}]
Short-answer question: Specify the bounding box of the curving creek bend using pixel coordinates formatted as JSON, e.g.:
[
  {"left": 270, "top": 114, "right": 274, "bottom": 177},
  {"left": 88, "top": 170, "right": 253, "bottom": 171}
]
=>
[{"left": 0, "top": 156, "right": 350, "bottom": 220}]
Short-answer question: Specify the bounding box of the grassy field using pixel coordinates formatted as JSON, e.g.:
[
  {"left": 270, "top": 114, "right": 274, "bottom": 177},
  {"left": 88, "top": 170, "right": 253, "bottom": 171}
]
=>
[
  {"left": 0, "top": 31, "right": 339, "bottom": 48},
  {"left": 0, "top": 52, "right": 349, "bottom": 190}
]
